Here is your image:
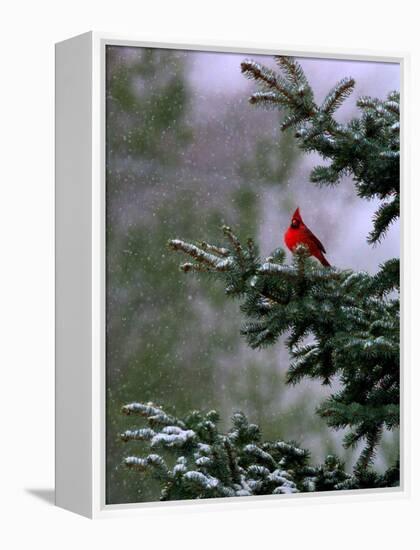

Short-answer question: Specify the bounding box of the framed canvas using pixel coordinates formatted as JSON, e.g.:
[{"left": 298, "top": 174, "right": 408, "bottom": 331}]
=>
[{"left": 55, "top": 32, "right": 408, "bottom": 518}]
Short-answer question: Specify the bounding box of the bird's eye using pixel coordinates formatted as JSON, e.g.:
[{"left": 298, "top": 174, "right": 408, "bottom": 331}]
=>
[{"left": 291, "top": 219, "right": 299, "bottom": 228}]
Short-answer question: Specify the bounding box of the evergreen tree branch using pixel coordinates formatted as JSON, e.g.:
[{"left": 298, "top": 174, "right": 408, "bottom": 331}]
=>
[
  {"left": 169, "top": 227, "right": 399, "bottom": 471},
  {"left": 368, "top": 195, "right": 400, "bottom": 245},
  {"left": 274, "top": 56, "right": 310, "bottom": 88},
  {"left": 321, "top": 77, "right": 355, "bottom": 114},
  {"left": 120, "top": 404, "right": 398, "bottom": 499},
  {"left": 242, "top": 56, "right": 400, "bottom": 243}
]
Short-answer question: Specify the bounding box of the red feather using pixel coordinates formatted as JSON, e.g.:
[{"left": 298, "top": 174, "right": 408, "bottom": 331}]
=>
[
  {"left": 292, "top": 207, "right": 303, "bottom": 223},
  {"left": 284, "top": 207, "right": 330, "bottom": 267}
]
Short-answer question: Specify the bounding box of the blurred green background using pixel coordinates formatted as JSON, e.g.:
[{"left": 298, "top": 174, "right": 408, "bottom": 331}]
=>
[{"left": 106, "top": 46, "right": 399, "bottom": 504}]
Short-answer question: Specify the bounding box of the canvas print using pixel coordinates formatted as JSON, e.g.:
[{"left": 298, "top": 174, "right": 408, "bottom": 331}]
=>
[{"left": 106, "top": 46, "right": 400, "bottom": 504}]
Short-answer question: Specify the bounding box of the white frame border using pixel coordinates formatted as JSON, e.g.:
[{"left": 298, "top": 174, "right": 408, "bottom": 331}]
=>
[{"left": 57, "top": 31, "right": 410, "bottom": 519}]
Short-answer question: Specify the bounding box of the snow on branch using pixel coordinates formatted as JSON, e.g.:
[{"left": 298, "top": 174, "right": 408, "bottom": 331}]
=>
[
  {"left": 122, "top": 401, "right": 185, "bottom": 428},
  {"left": 168, "top": 239, "right": 234, "bottom": 272},
  {"left": 168, "top": 224, "right": 399, "bottom": 470},
  {"left": 120, "top": 403, "right": 397, "bottom": 500},
  {"left": 320, "top": 77, "right": 355, "bottom": 114}
]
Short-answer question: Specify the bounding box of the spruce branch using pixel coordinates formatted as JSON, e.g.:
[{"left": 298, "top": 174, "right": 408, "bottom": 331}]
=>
[
  {"left": 222, "top": 225, "right": 243, "bottom": 256},
  {"left": 241, "top": 59, "right": 316, "bottom": 117},
  {"left": 121, "top": 402, "right": 185, "bottom": 428},
  {"left": 274, "top": 56, "right": 310, "bottom": 88},
  {"left": 242, "top": 56, "right": 400, "bottom": 243},
  {"left": 249, "top": 91, "right": 285, "bottom": 109},
  {"left": 168, "top": 226, "right": 399, "bottom": 469},
  {"left": 180, "top": 262, "right": 211, "bottom": 273},
  {"left": 168, "top": 239, "right": 234, "bottom": 272},
  {"left": 320, "top": 77, "right": 355, "bottom": 114},
  {"left": 199, "top": 241, "right": 230, "bottom": 257},
  {"left": 124, "top": 454, "right": 170, "bottom": 479},
  {"left": 120, "top": 403, "right": 397, "bottom": 498},
  {"left": 310, "top": 164, "right": 343, "bottom": 185},
  {"left": 241, "top": 60, "right": 294, "bottom": 104},
  {"left": 385, "top": 100, "right": 399, "bottom": 115},
  {"left": 281, "top": 112, "right": 311, "bottom": 131},
  {"left": 120, "top": 428, "right": 155, "bottom": 442},
  {"left": 368, "top": 195, "right": 400, "bottom": 245}
]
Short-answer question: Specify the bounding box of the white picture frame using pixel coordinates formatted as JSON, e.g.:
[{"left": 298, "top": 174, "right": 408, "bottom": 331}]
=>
[{"left": 55, "top": 31, "right": 409, "bottom": 518}]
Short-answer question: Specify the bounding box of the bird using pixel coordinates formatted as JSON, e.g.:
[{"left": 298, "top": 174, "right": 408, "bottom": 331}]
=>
[{"left": 284, "top": 207, "right": 330, "bottom": 267}]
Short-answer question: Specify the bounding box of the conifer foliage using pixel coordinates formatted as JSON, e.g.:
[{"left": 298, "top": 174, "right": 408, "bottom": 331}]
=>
[
  {"left": 242, "top": 56, "right": 399, "bottom": 244},
  {"left": 120, "top": 57, "right": 400, "bottom": 500},
  {"left": 120, "top": 402, "right": 396, "bottom": 499}
]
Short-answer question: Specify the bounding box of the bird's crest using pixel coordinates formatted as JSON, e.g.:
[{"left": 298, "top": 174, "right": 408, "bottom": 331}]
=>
[{"left": 292, "top": 207, "right": 302, "bottom": 223}]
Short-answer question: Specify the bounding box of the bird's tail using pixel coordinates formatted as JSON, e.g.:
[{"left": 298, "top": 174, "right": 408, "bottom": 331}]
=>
[{"left": 319, "top": 252, "right": 331, "bottom": 267}]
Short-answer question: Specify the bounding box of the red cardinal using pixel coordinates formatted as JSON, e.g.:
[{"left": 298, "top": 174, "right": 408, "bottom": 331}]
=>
[{"left": 284, "top": 207, "right": 330, "bottom": 267}]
